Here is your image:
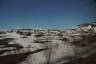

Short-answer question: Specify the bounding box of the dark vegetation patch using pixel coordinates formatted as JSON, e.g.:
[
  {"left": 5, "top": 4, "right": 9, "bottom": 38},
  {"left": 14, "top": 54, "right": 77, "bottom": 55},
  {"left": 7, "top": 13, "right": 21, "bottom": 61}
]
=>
[
  {"left": 34, "top": 33, "right": 45, "bottom": 37},
  {"left": 0, "top": 48, "right": 49, "bottom": 64},
  {"left": 0, "top": 38, "right": 14, "bottom": 45},
  {"left": 0, "top": 38, "right": 23, "bottom": 55},
  {"left": 0, "top": 31, "right": 6, "bottom": 34},
  {"left": 63, "top": 53, "right": 96, "bottom": 64},
  {"left": 0, "top": 52, "right": 31, "bottom": 64}
]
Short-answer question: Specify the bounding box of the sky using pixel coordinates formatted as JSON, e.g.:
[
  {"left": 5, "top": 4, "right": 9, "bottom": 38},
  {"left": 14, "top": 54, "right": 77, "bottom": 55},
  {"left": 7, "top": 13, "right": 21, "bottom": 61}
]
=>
[{"left": 0, "top": 0, "right": 96, "bottom": 29}]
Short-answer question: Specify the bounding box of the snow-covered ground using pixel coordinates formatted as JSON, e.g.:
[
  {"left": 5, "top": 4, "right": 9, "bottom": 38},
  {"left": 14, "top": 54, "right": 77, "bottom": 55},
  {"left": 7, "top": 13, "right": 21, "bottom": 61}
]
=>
[{"left": 1, "top": 22, "right": 96, "bottom": 64}]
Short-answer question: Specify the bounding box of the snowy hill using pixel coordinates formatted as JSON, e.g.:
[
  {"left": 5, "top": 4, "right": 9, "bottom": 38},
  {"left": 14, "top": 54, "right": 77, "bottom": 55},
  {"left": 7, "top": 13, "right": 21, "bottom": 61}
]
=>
[{"left": 0, "top": 22, "right": 96, "bottom": 64}]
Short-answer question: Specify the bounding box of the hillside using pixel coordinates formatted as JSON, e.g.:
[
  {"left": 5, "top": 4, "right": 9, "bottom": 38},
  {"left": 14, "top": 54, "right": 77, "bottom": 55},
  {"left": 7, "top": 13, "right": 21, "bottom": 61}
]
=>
[{"left": 0, "top": 22, "right": 96, "bottom": 64}]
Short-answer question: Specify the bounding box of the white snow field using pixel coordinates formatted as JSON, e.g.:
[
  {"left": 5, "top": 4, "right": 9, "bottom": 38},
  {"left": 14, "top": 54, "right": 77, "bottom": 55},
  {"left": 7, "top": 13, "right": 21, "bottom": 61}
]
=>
[{"left": 1, "top": 22, "right": 96, "bottom": 64}]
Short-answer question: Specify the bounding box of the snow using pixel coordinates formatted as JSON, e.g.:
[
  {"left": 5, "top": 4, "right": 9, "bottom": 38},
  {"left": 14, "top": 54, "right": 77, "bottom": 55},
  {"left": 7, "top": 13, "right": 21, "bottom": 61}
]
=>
[{"left": 1, "top": 24, "right": 96, "bottom": 64}]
